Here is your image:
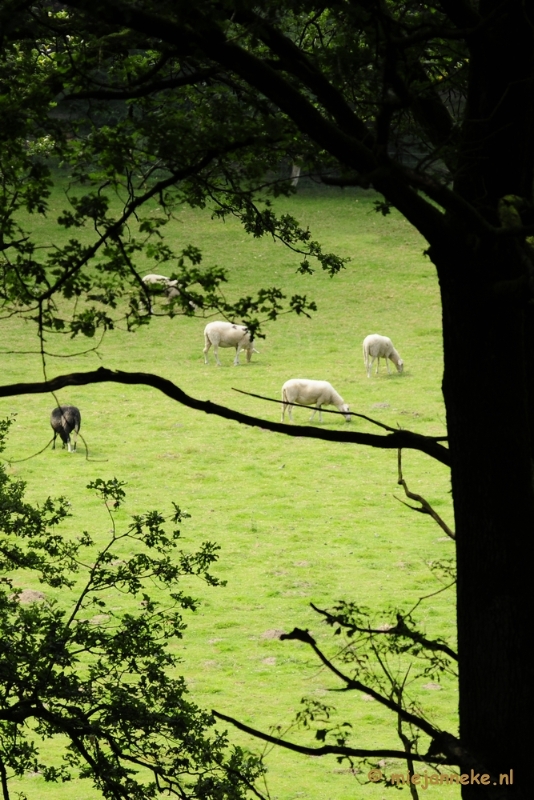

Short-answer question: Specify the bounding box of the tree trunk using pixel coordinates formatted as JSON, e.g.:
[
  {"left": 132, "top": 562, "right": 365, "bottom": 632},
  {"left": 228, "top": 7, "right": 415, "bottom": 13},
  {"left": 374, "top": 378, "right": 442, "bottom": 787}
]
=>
[
  {"left": 433, "top": 239, "right": 533, "bottom": 797},
  {"left": 433, "top": 5, "right": 534, "bottom": 792}
]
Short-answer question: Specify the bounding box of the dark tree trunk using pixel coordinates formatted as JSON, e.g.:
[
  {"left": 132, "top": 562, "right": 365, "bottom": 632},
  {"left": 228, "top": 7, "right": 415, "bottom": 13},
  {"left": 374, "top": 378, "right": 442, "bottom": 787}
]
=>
[
  {"left": 434, "top": 239, "right": 533, "bottom": 796},
  {"left": 433, "top": 5, "right": 534, "bottom": 795}
]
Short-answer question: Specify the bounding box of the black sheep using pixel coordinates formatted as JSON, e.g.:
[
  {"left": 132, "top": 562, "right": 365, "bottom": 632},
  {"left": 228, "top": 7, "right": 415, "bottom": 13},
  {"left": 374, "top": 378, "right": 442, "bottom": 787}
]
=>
[{"left": 50, "top": 405, "right": 81, "bottom": 452}]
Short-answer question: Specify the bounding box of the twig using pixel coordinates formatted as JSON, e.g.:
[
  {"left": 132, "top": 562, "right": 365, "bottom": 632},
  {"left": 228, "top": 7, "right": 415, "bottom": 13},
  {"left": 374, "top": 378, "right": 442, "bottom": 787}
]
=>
[
  {"left": 232, "top": 388, "right": 449, "bottom": 440},
  {"left": 396, "top": 449, "right": 455, "bottom": 538}
]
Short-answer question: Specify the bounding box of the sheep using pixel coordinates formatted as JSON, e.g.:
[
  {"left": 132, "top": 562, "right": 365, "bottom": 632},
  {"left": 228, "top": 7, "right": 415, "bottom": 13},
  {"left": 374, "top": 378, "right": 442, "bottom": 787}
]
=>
[
  {"left": 281, "top": 379, "right": 351, "bottom": 423},
  {"left": 50, "top": 405, "right": 81, "bottom": 452},
  {"left": 141, "top": 273, "right": 179, "bottom": 288},
  {"left": 363, "top": 334, "right": 404, "bottom": 377},
  {"left": 203, "top": 321, "right": 259, "bottom": 366},
  {"left": 140, "top": 274, "right": 182, "bottom": 313}
]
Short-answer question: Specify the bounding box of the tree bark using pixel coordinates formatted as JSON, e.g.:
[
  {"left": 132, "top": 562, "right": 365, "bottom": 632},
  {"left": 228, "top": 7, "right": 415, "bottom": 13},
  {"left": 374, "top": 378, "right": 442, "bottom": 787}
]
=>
[
  {"left": 438, "top": 5, "right": 534, "bottom": 792},
  {"left": 432, "top": 239, "right": 533, "bottom": 797}
]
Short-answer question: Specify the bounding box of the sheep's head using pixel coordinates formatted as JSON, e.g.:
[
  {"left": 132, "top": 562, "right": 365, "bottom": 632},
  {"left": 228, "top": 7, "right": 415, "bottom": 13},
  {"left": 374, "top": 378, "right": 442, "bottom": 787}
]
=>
[
  {"left": 244, "top": 341, "right": 258, "bottom": 361},
  {"left": 341, "top": 404, "right": 351, "bottom": 422},
  {"left": 397, "top": 359, "right": 404, "bottom": 374}
]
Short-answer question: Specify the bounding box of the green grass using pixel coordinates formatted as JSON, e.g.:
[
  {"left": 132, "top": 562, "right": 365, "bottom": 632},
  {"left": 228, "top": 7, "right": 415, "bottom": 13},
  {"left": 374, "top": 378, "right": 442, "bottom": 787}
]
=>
[{"left": 1, "top": 184, "right": 458, "bottom": 799}]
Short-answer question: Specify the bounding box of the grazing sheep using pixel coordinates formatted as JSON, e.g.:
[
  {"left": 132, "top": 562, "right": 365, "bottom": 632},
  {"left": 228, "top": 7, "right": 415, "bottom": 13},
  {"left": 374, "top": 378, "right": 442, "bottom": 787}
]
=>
[
  {"left": 363, "top": 334, "right": 404, "bottom": 377},
  {"left": 141, "top": 273, "right": 179, "bottom": 288},
  {"left": 281, "top": 379, "right": 351, "bottom": 423},
  {"left": 141, "top": 274, "right": 181, "bottom": 313},
  {"left": 203, "top": 321, "right": 259, "bottom": 366},
  {"left": 50, "top": 405, "right": 81, "bottom": 452}
]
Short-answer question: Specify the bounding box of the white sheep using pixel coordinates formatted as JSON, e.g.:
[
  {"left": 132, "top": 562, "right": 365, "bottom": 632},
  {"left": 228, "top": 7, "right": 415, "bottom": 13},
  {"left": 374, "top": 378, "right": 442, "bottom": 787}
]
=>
[
  {"left": 50, "top": 405, "right": 81, "bottom": 452},
  {"left": 141, "top": 274, "right": 182, "bottom": 313},
  {"left": 281, "top": 379, "right": 351, "bottom": 423},
  {"left": 141, "top": 273, "right": 179, "bottom": 288},
  {"left": 203, "top": 321, "right": 259, "bottom": 366},
  {"left": 363, "top": 334, "right": 404, "bottom": 377}
]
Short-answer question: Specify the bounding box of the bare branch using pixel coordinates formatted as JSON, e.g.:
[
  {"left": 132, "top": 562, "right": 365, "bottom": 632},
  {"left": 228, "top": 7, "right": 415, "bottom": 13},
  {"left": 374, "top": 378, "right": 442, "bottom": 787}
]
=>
[
  {"left": 310, "top": 603, "right": 458, "bottom": 662},
  {"left": 212, "top": 709, "right": 452, "bottom": 765},
  {"left": 0, "top": 753, "right": 9, "bottom": 800},
  {"left": 397, "top": 710, "right": 420, "bottom": 800},
  {"left": 234, "top": 388, "right": 391, "bottom": 428},
  {"left": 64, "top": 68, "right": 220, "bottom": 101},
  {"left": 396, "top": 449, "right": 455, "bottom": 539},
  {"left": 0, "top": 368, "right": 451, "bottom": 465},
  {"left": 279, "top": 627, "right": 440, "bottom": 739},
  {"left": 233, "top": 387, "right": 448, "bottom": 439}
]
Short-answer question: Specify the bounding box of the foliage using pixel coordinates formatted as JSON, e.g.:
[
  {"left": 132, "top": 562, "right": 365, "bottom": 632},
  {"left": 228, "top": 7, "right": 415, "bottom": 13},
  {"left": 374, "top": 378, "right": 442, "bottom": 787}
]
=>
[
  {"left": 0, "top": 420, "right": 263, "bottom": 800},
  {"left": 0, "top": 1, "right": 351, "bottom": 338}
]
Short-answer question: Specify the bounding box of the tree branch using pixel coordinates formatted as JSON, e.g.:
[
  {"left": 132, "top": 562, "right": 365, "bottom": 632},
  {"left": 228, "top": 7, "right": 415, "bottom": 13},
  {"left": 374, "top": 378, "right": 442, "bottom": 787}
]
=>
[
  {"left": 396, "top": 449, "right": 455, "bottom": 539},
  {"left": 230, "top": 7, "right": 373, "bottom": 144},
  {"left": 279, "top": 627, "right": 440, "bottom": 739},
  {"left": 0, "top": 368, "right": 451, "bottom": 465},
  {"left": 64, "top": 68, "right": 220, "bottom": 101},
  {"left": 212, "top": 709, "right": 452, "bottom": 764},
  {"left": 310, "top": 603, "right": 458, "bottom": 662},
  {"left": 0, "top": 753, "right": 9, "bottom": 800}
]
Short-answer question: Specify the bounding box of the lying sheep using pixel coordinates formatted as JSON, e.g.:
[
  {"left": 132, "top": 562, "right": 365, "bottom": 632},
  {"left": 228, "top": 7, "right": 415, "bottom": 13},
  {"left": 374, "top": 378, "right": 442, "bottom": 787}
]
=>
[
  {"left": 363, "top": 334, "right": 404, "bottom": 377},
  {"left": 203, "top": 321, "right": 259, "bottom": 366},
  {"left": 50, "top": 405, "right": 81, "bottom": 452},
  {"left": 281, "top": 379, "right": 351, "bottom": 423}
]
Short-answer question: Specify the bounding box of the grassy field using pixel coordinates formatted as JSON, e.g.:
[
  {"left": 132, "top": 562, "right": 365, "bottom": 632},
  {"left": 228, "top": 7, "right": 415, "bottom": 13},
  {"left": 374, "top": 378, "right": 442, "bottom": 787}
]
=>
[{"left": 0, "top": 184, "right": 458, "bottom": 799}]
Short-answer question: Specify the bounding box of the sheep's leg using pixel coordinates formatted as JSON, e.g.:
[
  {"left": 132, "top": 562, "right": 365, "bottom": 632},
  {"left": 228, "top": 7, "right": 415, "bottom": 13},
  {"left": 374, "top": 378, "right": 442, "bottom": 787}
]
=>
[
  {"left": 203, "top": 337, "right": 211, "bottom": 364},
  {"left": 233, "top": 345, "right": 240, "bottom": 366},
  {"left": 386, "top": 358, "right": 392, "bottom": 375},
  {"left": 375, "top": 357, "right": 380, "bottom": 375},
  {"left": 213, "top": 343, "right": 222, "bottom": 366},
  {"left": 309, "top": 406, "right": 321, "bottom": 423}
]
